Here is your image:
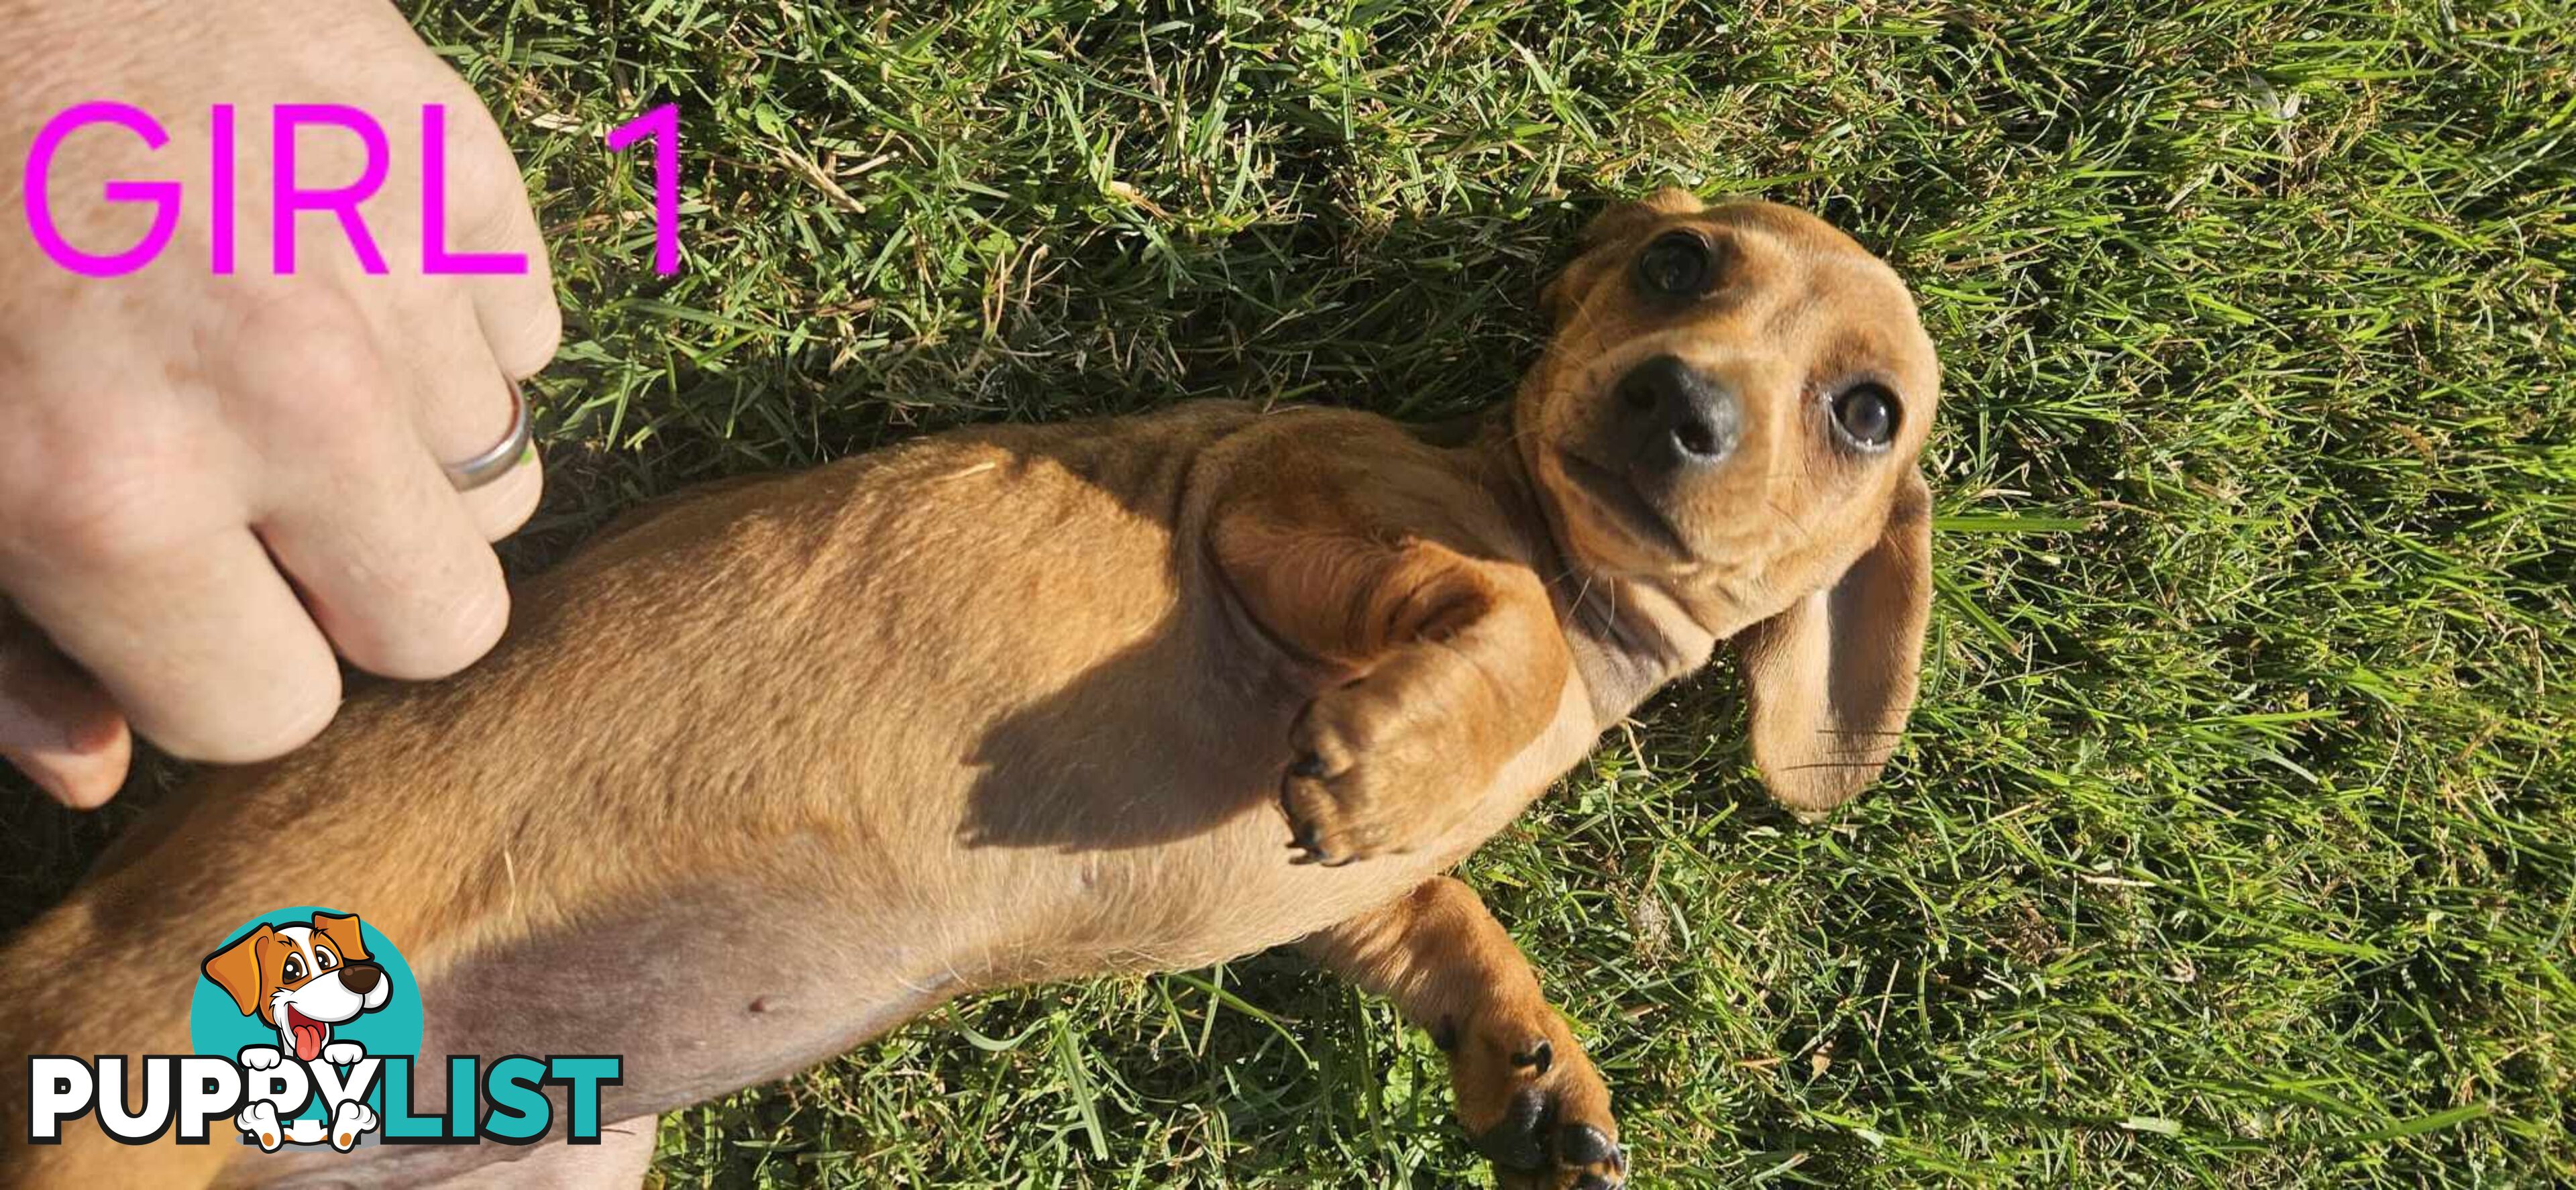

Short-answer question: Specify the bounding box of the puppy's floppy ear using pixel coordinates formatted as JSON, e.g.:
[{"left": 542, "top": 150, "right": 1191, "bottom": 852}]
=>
[
  {"left": 1540, "top": 187, "right": 1709, "bottom": 325},
  {"left": 1731, "top": 468, "right": 1934, "bottom": 818},
  {"left": 202, "top": 924, "right": 274, "bottom": 1018},
  {"left": 311, "top": 911, "right": 371, "bottom": 963}
]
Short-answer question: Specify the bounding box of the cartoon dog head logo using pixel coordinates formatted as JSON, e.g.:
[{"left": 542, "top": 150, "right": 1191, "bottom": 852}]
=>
[{"left": 201, "top": 911, "right": 393, "bottom": 1066}]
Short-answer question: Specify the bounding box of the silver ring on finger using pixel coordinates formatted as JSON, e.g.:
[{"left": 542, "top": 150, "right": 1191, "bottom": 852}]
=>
[{"left": 440, "top": 376, "right": 534, "bottom": 492}]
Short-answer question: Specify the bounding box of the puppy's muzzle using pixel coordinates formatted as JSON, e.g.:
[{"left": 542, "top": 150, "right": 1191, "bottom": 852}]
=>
[{"left": 1611, "top": 354, "right": 1738, "bottom": 472}]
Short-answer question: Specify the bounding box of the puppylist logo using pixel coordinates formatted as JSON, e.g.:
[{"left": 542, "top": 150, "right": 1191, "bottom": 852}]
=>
[{"left": 24, "top": 908, "right": 622, "bottom": 1152}]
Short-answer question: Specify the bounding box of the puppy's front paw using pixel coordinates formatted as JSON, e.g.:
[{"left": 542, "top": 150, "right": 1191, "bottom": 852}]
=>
[
  {"left": 1450, "top": 1012, "right": 1625, "bottom": 1190},
  {"left": 1279, "top": 677, "right": 1450, "bottom": 865},
  {"left": 237, "top": 1045, "right": 282, "bottom": 1071},
  {"left": 235, "top": 1101, "right": 282, "bottom": 1152},
  {"left": 321, "top": 1040, "right": 364, "bottom": 1066}
]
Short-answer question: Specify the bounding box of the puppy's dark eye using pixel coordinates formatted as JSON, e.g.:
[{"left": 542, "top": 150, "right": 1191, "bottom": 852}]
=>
[
  {"left": 1636, "top": 231, "right": 1713, "bottom": 296},
  {"left": 316, "top": 951, "right": 336, "bottom": 970},
  {"left": 282, "top": 957, "right": 305, "bottom": 983},
  {"left": 1831, "top": 383, "right": 1900, "bottom": 449}
]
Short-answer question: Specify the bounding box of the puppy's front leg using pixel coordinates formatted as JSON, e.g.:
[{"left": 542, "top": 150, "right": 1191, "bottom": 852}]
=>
[
  {"left": 1218, "top": 518, "right": 1571, "bottom": 863},
  {"left": 1301, "top": 877, "right": 1625, "bottom": 1190}
]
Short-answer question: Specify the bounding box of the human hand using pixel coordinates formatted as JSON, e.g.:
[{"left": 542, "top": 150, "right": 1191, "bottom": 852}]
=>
[{"left": 0, "top": 0, "right": 560, "bottom": 806}]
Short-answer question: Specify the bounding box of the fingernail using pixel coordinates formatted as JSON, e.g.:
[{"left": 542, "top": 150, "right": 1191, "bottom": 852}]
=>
[
  {"left": 54, "top": 761, "right": 119, "bottom": 810},
  {"left": 8, "top": 731, "right": 127, "bottom": 809},
  {"left": 5, "top": 749, "right": 72, "bottom": 805}
]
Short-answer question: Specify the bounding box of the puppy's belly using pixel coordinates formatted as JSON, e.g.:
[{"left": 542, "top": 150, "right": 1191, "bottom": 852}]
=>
[
  {"left": 245, "top": 880, "right": 960, "bottom": 1189},
  {"left": 332, "top": 677, "right": 1600, "bottom": 1190}
]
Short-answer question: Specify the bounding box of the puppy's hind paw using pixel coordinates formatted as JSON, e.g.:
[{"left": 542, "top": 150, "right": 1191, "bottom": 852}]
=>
[
  {"left": 1454, "top": 1015, "right": 1625, "bottom": 1190},
  {"left": 1483, "top": 1099, "right": 1627, "bottom": 1190}
]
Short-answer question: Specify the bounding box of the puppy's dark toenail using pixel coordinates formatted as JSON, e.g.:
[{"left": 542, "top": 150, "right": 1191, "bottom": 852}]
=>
[
  {"left": 1558, "top": 1122, "right": 1614, "bottom": 1165},
  {"left": 1471, "top": 1088, "right": 1552, "bottom": 1171},
  {"left": 1509, "top": 1039, "right": 1553, "bottom": 1075},
  {"left": 1289, "top": 752, "right": 1326, "bottom": 778}
]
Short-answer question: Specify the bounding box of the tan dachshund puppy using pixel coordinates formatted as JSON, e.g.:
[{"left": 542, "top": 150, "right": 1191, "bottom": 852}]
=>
[{"left": 0, "top": 190, "right": 1939, "bottom": 1189}]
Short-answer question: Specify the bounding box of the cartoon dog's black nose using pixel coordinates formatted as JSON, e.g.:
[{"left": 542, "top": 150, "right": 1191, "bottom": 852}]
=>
[
  {"left": 339, "top": 961, "right": 384, "bottom": 995},
  {"left": 1613, "top": 354, "right": 1738, "bottom": 468}
]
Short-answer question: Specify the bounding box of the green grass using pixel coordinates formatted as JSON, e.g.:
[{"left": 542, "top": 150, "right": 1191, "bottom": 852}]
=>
[{"left": 9, "top": 0, "right": 2575, "bottom": 1184}]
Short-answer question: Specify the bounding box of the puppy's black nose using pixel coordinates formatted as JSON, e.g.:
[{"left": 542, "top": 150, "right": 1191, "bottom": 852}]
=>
[
  {"left": 1613, "top": 354, "right": 1738, "bottom": 467},
  {"left": 339, "top": 961, "right": 383, "bottom": 995}
]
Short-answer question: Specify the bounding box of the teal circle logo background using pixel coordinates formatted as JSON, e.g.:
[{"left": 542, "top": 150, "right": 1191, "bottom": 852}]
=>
[{"left": 188, "top": 907, "right": 423, "bottom": 1120}]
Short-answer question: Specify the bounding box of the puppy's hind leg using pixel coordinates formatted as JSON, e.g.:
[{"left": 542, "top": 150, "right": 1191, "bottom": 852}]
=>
[{"left": 1300, "top": 877, "right": 1625, "bottom": 1190}]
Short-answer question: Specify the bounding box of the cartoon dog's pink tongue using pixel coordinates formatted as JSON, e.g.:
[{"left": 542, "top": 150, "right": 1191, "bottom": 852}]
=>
[{"left": 285, "top": 1006, "right": 329, "bottom": 1063}]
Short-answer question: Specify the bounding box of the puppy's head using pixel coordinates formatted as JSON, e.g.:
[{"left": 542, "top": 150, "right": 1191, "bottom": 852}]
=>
[
  {"left": 1519, "top": 189, "right": 1938, "bottom": 816},
  {"left": 203, "top": 912, "right": 392, "bottom": 1048}
]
